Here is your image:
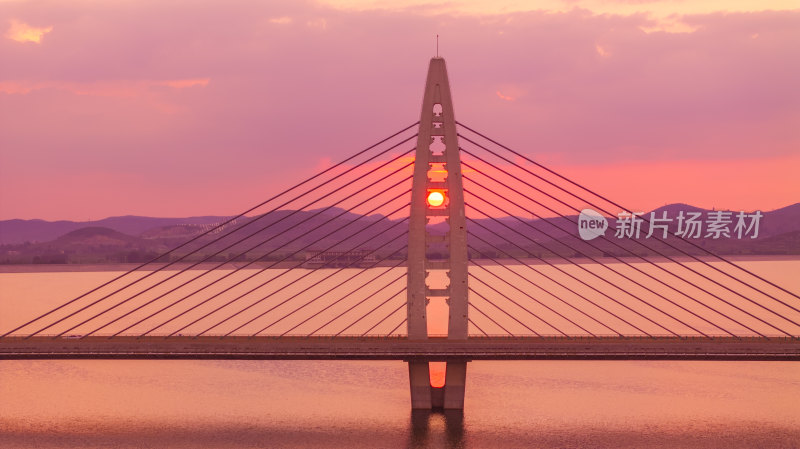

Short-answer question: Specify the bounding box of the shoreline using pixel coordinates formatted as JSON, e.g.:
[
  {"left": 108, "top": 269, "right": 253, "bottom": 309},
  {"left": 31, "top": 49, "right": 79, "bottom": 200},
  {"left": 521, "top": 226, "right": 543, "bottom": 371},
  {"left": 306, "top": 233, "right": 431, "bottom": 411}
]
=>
[{"left": 1, "top": 254, "right": 798, "bottom": 273}]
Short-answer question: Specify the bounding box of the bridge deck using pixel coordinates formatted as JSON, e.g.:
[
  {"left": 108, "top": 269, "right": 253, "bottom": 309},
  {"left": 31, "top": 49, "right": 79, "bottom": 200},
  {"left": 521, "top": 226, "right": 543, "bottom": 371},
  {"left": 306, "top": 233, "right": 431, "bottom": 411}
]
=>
[{"left": 1, "top": 336, "right": 799, "bottom": 361}]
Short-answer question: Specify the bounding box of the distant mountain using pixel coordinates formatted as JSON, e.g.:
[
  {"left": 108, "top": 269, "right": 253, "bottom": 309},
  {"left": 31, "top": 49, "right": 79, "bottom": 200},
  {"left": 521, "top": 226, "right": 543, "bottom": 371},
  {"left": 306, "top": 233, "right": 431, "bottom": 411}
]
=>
[
  {"left": 3, "top": 226, "right": 170, "bottom": 264},
  {"left": 1, "top": 203, "right": 798, "bottom": 265},
  {"left": 759, "top": 203, "right": 800, "bottom": 237},
  {"left": 56, "top": 226, "right": 142, "bottom": 245},
  {"left": 0, "top": 215, "right": 231, "bottom": 245},
  {"left": 0, "top": 207, "right": 407, "bottom": 265}
]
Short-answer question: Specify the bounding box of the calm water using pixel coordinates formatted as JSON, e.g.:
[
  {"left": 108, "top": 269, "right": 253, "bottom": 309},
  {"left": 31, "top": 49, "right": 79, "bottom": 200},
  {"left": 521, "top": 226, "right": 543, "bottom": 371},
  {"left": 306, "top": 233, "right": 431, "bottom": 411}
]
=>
[{"left": 2, "top": 260, "right": 799, "bottom": 448}]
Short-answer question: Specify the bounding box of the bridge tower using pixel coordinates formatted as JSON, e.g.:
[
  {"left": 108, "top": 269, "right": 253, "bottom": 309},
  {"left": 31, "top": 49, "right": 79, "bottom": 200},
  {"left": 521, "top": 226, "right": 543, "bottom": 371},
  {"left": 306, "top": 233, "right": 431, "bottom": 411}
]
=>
[{"left": 407, "top": 57, "right": 469, "bottom": 409}]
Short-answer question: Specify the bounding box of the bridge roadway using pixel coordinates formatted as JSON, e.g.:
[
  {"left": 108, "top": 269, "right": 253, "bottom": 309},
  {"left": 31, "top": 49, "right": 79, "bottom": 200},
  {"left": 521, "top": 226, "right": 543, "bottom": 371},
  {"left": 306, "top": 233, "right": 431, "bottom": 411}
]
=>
[{"left": 1, "top": 335, "right": 799, "bottom": 361}]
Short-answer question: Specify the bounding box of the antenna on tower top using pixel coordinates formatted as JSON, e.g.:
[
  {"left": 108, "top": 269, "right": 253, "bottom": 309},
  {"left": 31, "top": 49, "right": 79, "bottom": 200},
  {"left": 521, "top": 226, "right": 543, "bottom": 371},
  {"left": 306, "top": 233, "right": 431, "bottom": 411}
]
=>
[{"left": 436, "top": 34, "right": 439, "bottom": 57}]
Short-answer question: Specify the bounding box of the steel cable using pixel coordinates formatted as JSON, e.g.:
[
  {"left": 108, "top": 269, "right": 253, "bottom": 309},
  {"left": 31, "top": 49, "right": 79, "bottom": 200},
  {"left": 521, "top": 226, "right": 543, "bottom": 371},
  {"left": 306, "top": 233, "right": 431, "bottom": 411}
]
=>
[
  {"left": 467, "top": 243, "right": 623, "bottom": 336},
  {"left": 465, "top": 182, "right": 717, "bottom": 338},
  {"left": 309, "top": 272, "right": 406, "bottom": 336},
  {"left": 468, "top": 271, "right": 568, "bottom": 336},
  {"left": 467, "top": 220, "right": 657, "bottom": 336},
  {"left": 457, "top": 124, "right": 800, "bottom": 311},
  {"left": 83, "top": 170, "right": 413, "bottom": 338},
  {"left": 461, "top": 161, "right": 750, "bottom": 337},
  {"left": 0, "top": 124, "right": 418, "bottom": 338},
  {"left": 334, "top": 285, "right": 406, "bottom": 336},
  {"left": 155, "top": 202, "right": 411, "bottom": 337},
  {"left": 460, "top": 150, "right": 797, "bottom": 334}
]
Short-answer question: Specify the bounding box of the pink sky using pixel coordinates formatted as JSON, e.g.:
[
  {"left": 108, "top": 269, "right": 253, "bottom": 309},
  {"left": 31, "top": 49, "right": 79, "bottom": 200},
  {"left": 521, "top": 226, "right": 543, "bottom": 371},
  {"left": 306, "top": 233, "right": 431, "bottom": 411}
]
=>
[{"left": 0, "top": 0, "right": 798, "bottom": 220}]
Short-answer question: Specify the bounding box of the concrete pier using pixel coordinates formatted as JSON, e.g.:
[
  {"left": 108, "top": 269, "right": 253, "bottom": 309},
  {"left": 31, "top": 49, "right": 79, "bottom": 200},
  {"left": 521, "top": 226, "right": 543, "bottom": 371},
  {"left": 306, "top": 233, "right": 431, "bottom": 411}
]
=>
[{"left": 409, "top": 361, "right": 433, "bottom": 409}]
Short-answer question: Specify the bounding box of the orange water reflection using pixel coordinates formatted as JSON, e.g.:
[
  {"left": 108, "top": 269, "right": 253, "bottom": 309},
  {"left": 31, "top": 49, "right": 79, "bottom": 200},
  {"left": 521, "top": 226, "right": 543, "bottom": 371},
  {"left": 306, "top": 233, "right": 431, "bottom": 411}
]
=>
[{"left": 429, "top": 361, "right": 446, "bottom": 388}]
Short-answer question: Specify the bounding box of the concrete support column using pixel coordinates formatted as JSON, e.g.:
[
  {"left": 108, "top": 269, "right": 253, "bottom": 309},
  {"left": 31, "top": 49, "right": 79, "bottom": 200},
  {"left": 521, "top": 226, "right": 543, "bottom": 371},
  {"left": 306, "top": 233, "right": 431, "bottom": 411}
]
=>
[
  {"left": 443, "top": 361, "right": 467, "bottom": 409},
  {"left": 408, "top": 361, "right": 433, "bottom": 409}
]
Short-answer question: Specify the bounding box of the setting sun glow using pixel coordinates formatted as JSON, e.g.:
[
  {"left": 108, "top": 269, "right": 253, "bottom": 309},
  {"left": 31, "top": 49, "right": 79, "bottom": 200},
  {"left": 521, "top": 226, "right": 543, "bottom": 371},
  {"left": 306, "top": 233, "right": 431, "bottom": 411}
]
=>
[{"left": 427, "top": 191, "right": 445, "bottom": 207}]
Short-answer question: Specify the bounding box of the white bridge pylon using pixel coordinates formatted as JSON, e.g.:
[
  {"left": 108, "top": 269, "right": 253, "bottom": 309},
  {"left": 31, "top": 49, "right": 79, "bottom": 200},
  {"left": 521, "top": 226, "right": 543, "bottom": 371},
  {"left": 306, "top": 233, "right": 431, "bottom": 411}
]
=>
[{"left": 407, "top": 57, "right": 469, "bottom": 409}]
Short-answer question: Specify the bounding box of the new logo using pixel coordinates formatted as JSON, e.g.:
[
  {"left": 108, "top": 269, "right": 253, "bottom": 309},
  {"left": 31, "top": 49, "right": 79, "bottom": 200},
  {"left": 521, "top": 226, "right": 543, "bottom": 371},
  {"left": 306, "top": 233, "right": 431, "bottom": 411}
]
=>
[{"left": 578, "top": 209, "right": 608, "bottom": 241}]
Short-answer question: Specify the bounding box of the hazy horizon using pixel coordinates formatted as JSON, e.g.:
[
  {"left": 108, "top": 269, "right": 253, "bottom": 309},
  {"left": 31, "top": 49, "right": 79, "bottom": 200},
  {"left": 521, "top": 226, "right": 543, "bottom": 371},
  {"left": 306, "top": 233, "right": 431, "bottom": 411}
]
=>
[{"left": 2, "top": 199, "right": 799, "bottom": 224}]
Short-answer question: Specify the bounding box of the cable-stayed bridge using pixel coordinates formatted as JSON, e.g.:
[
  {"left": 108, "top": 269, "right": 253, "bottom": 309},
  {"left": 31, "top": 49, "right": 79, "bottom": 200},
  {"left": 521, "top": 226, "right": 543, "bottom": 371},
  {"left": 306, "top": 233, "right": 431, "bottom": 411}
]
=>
[{"left": 2, "top": 58, "right": 799, "bottom": 410}]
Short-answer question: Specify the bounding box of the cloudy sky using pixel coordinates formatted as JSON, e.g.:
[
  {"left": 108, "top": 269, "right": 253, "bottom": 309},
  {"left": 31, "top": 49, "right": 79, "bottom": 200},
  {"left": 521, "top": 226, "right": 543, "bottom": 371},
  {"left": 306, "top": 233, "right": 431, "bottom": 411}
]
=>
[{"left": 1, "top": 0, "right": 797, "bottom": 220}]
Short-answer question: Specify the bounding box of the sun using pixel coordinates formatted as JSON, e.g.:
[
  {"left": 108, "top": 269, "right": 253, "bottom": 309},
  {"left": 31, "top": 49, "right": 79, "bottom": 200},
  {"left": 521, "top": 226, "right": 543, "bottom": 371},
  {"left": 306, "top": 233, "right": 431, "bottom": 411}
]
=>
[{"left": 427, "top": 191, "right": 445, "bottom": 207}]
